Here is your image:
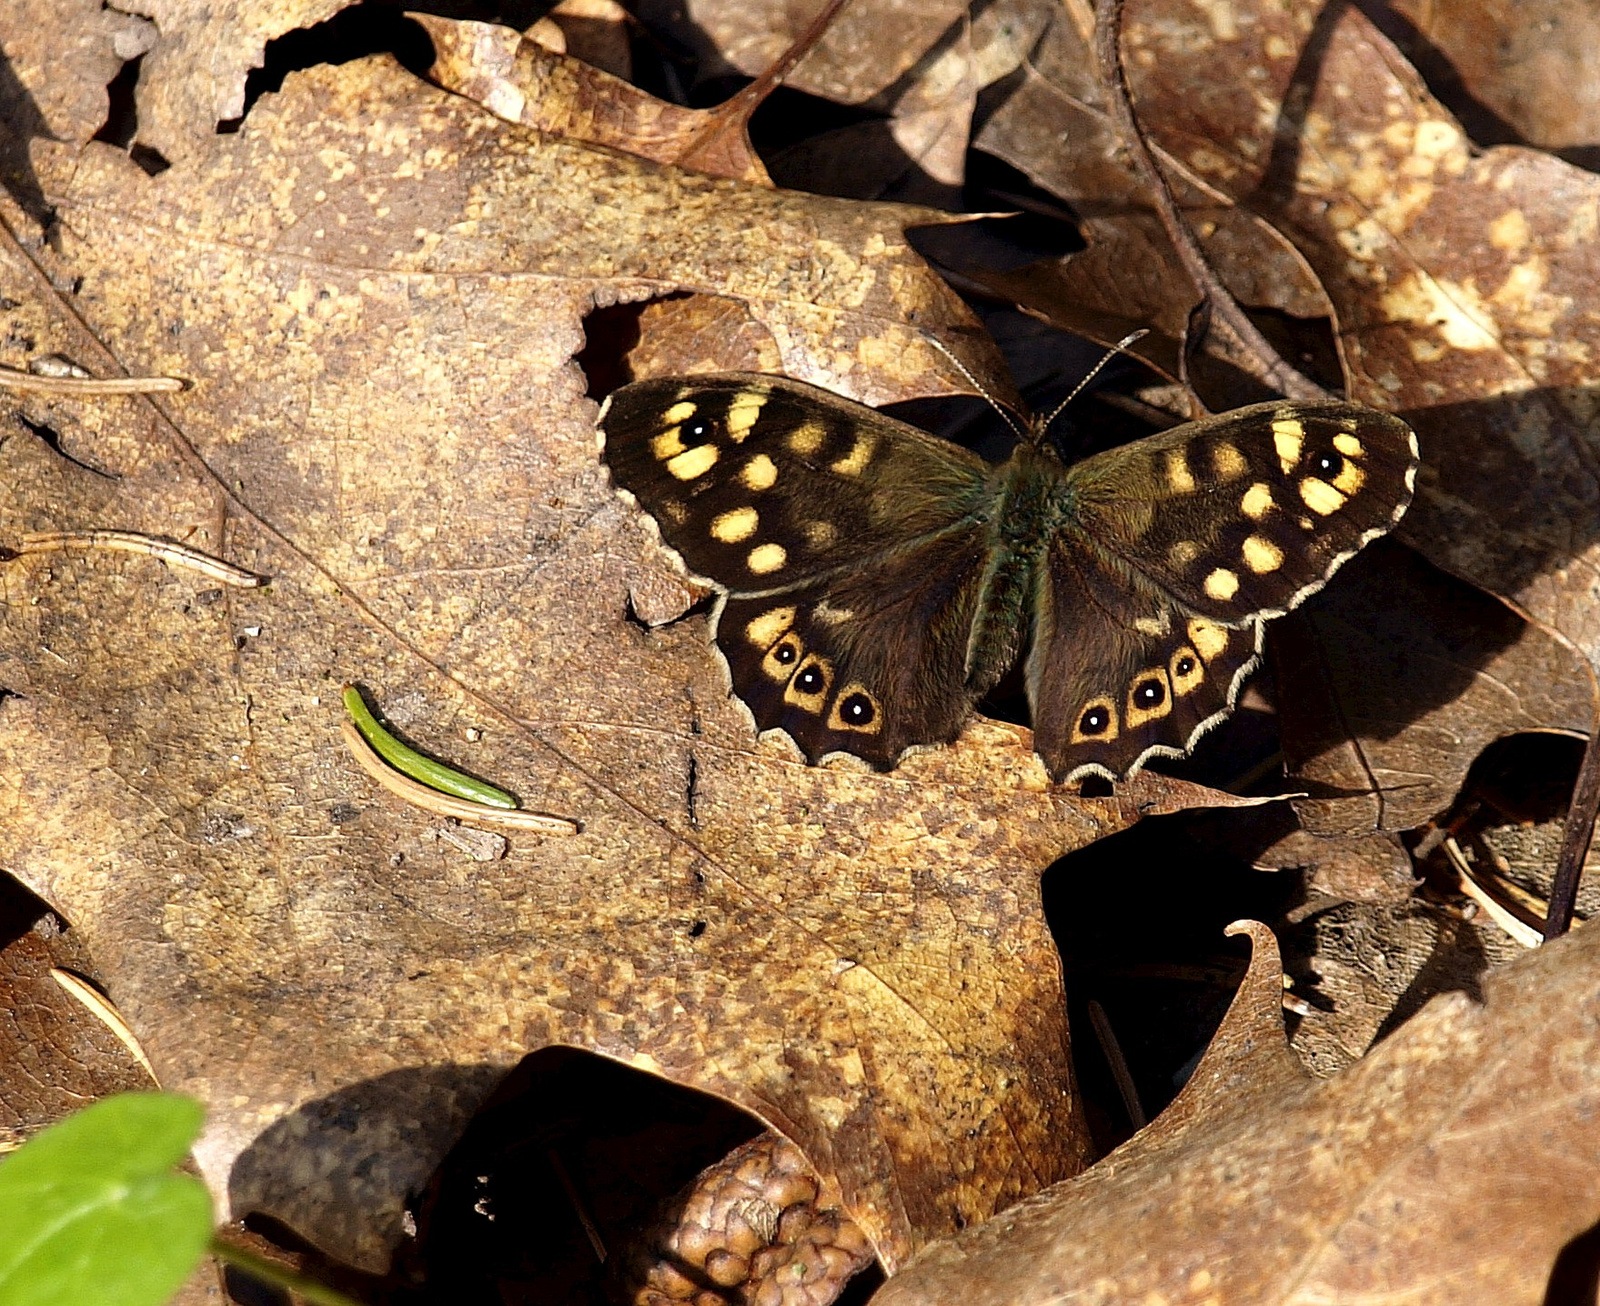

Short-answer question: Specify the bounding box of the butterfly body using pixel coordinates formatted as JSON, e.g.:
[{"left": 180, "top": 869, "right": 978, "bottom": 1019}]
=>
[{"left": 599, "top": 372, "right": 1418, "bottom": 783}]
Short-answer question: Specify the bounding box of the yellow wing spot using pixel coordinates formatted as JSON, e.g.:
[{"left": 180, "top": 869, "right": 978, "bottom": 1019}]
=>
[
  {"left": 1170, "top": 647, "right": 1204, "bottom": 695},
  {"left": 725, "top": 393, "right": 768, "bottom": 442},
  {"left": 1204, "top": 568, "right": 1239, "bottom": 600},
  {"left": 711, "top": 507, "right": 759, "bottom": 543},
  {"left": 1125, "top": 669, "right": 1174, "bottom": 729},
  {"left": 830, "top": 433, "right": 876, "bottom": 477},
  {"left": 1168, "top": 539, "right": 1201, "bottom": 568},
  {"left": 1187, "top": 617, "right": 1229, "bottom": 660},
  {"left": 1332, "top": 460, "right": 1366, "bottom": 495},
  {"left": 783, "top": 654, "right": 833, "bottom": 711},
  {"left": 789, "top": 422, "right": 826, "bottom": 455},
  {"left": 1242, "top": 534, "right": 1284, "bottom": 574},
  {"left": 1070, "top": 697, "right": 1119, "bottom": 745},
  {"left": 803, "top": 520, "right": 839, "bottom": 549},
  {"left": 1164, "top": 449, "right": 1196, "bottom": 493},
  {"left": 1241, "top": 482, "right": 1274, "bottom": 519},
  {"left": 663, "top": 401, "right": 698, "bottom": 425},
  {"left": 1211, "top": 442, "right": 1248, "bottom": 479},
  {"left": 1272, "top": 418, "right": 1304, "bottom": 473},
  {"left": 1333, "top": 433, "right": 1365, "bottom": 458},
  {"left": 666, "top": 444, "right": 718, "bottom": 480},
  {"left": 1299, "top": 477, "right": 1347, "bottom": 515},
  {"left": 651, "top": 426, "right": 686, "bottom": 459},
  {"left": 762, "top": 633, "right": 803, "bottom": 682},
  {"left": 744, "top": 606, "right": 796, "bottom": 648},
  {"left": 741, "top": 454, "right": 778, "bottom": 491},
  {"left": 747, "top": 542, "right": 787, "bottom": 574},
  {"left": 827, "top": 684, "right": 883, "bottom": 735}
]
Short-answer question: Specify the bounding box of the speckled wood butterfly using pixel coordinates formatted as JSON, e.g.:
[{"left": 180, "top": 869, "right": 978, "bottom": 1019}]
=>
[{"left": 598, "top": 372, "right": 1418, "bottom": 783}]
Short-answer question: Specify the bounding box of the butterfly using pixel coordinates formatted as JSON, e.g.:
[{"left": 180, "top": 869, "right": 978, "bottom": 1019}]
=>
[{"left": 597, "top": 372, "right": 1419, "bottom": 783}]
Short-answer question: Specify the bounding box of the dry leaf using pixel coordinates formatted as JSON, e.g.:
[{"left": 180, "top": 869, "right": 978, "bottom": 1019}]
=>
[
  {"left": 0, "top": 45, "right": 1269, "bottom": 1273},
  {"left": 877, "top": 915, "right": 1600, "bottom": 1305},
  {"left": 1271, "top": 541, "right": 1596, "bottom": 835}
]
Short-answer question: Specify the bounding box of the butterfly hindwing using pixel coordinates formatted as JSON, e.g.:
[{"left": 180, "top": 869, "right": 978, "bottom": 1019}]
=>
[
  {"left": 714, "top": 522, "right": 993, "bottom": 766},
  {"left": 1031, "top": 400, "right": 1418, "bottom": 780}
]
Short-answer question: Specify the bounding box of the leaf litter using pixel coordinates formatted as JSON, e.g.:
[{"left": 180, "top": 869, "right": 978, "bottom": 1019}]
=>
[{"left": 0, "top": 0, "right": 1599, "bottom": 1302}]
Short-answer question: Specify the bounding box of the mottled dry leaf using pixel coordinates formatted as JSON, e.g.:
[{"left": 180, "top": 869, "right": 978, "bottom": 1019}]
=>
[
  {"left": 1271, "top": 541, "right": 1596, "bottom": 836},
  {"left": 0, "top": 47, "right": 1264, "bottom": 1276},
  {"left": 972, "top": 9, "right": 1333, "bottom": 389},
  {"left": 877, "top": 914, "right": 1600, "bottom": 1306},
  {"left": 661, "top": 0, "right": 968, "bottom": 106},
  {"left": 1364, "top": 0, "right": 1600, "bottom": 157},
  {"left": 0, "top": 915, "right": 154, "bottom": 1146},
  {"left": 418, "top": 15, "right": 771, "bottom": 185}
]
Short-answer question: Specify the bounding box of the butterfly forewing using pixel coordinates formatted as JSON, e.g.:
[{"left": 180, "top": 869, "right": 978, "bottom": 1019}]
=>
[
  {"left": 600, "top": 373, "right": 992, "bottom": 592},
  {"left": 1064, "top": 401, "right": 1420, "bottom": 623}
]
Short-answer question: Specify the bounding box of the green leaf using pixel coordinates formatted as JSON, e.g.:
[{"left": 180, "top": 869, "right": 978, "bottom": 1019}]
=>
[{"left": 0, "top": 1093, "right": 214, "bottom": 1306}]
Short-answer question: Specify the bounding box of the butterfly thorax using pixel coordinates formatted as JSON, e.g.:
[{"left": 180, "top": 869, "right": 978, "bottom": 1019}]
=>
[{"left": 963, "top": 445, "right": 1071, "bottom": 691}]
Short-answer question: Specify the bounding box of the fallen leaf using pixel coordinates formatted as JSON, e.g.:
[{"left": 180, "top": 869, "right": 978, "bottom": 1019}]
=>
[
  {"left": 876, "top": 914, "right": 1600, "bottom": 1305},
  {"left": 0, "top": 47, "right": 1263, "bottom": 1274},
  {"left": 1271, "top": 540, "right": 1596, "bottom": 835}
]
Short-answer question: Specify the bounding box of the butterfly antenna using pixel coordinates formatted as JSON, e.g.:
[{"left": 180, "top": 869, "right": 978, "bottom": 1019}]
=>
[
  {"left": 1039, "top": 329, "right": 1150, "bottom": 434},
  {"left": 924, "top": 334, "right": 1031, "bottom": 443}
]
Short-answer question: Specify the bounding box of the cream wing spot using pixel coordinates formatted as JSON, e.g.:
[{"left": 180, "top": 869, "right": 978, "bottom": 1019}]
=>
[
  {"left": 711, "top": 507, "right": 759, "bottom": 543},
  {"left": 803, "top": 520, "right": 839, "bottom": 549},
  {"left": 789, "top": 422, "right": 826, "bottom": 455},
  {"left": 1333, "top": 433, "right": 1365, "bottom": 458},
  {"left": 1187, "top": 617, "right": 1228, "bottom": 660},
  {"left": 1211, "top": 442, "right": 1248, "bottom": 479},
  {"left": 1168, "top": 539, "right": 1201, "bottom": 568},
  {"left": 725, "top": 392, "right": 768, "bottom": 442},
  {"left": 652, "top": 427, "right": 686, "bottom": 459},
  {"left": 1134, "top": 613, "right": 1170, "bottom": 637},
  {"left": 745, "top": 606, "right": 796, "bottom": 648},
  {"left": 747, "top": 542, "right": 787, "bottom": 574},
  {"left": 1300, "top": 477, "right": 1347, "bottom": 515},
  {"left": 1241, "top": 482, "right": 1274, "bottom": 519},
  {"left": 1332, "top": 460, "right": 1366, "bottom": 495},
  {"left": 1404, "top": 464, "right": 1418, "bottom": 492},
  {"left": 1164, "top": 449, "right": 1196, "bottom": 493},
  {"left": 1242, "top": 534, "right": 1284, "bottom": 574},
  {"left": 1273, "top": 418, "right": 1304, "bottom": 473},
  {"left": 830, "top": 433, "right": 876, "bottom": 477},
  {"left": 741, "top": 455, "right": 778, "bottom": 491},
  {"left": 1204, "top": 568, "right": 1240, "bottom": 600},
  {"left": 666, "top": 444, "right": 719, "bottom": 480}
]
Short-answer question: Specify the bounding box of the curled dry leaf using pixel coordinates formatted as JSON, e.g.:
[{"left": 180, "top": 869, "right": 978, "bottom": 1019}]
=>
[
  {"left": 417, "top": 15, "right": 772, "bottom": 185},
  {"left": 877, "top": 916, "right": 1600, "bottom": 1306}
]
